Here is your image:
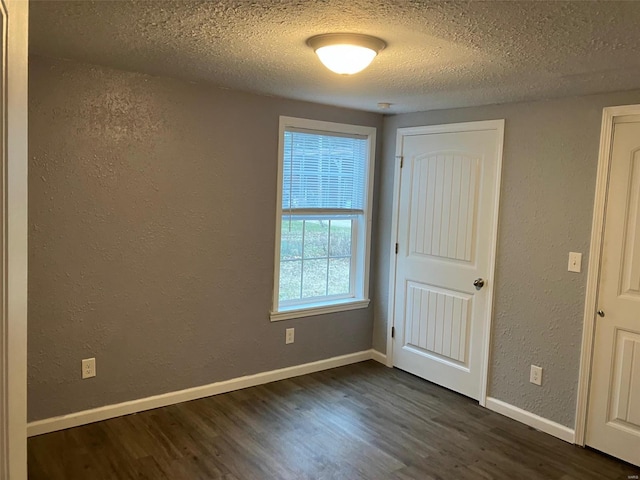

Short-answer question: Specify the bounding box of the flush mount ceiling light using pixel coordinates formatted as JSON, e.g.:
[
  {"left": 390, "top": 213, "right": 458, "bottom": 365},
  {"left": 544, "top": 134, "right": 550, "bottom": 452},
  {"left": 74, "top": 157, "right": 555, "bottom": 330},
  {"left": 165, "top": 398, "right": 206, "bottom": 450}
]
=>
[{"left": 307, "top": 33, "right": 386, "bottom": 75}]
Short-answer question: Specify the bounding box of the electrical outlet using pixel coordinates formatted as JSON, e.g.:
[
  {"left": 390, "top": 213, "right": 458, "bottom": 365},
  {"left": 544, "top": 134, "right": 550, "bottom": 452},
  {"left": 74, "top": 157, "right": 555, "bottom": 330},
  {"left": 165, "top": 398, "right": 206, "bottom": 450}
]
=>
[
  {"left": 530, "top": 365, "right": 542, "bottom": 386},
  {"left": 82, "top": 358, "right": 96, "bottom": 379},
  {"left": 285, "top": 328, "right": 295, "bottom": 345}
]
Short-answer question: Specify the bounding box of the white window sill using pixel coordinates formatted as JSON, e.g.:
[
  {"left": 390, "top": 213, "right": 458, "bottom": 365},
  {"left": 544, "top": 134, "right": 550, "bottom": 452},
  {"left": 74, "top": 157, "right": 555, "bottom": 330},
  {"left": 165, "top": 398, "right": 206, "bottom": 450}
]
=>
[{"left": 270, "top": 298, "right": 370, "bottom": 322}]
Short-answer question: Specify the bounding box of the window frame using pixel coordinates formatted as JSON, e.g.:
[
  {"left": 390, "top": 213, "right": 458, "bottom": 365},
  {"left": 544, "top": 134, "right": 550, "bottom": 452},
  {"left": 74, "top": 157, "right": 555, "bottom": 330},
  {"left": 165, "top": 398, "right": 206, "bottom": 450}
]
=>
[{"left": 270, "top": 116, "right": 376, "bottom": 321}]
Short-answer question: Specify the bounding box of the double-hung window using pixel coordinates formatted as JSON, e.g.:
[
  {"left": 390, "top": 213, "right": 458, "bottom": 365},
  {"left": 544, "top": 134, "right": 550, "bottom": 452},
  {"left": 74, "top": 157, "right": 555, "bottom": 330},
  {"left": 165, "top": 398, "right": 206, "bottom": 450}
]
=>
[{"left": 271, "top": 117, "right": 376, "bottom": 321}]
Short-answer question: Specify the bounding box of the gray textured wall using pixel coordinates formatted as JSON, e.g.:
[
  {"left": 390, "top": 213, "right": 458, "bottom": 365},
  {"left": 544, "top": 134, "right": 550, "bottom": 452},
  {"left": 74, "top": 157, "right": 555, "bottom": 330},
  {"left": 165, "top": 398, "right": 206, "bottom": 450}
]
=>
[
  {"left": 373, "top": 89, "right": 640, "bottom": 428},
  {"left": 30, "top": 52, "right": 640, "bottom": 430},
  {"left": 28, "top": 55, "right": 383, "bottom": 422}
]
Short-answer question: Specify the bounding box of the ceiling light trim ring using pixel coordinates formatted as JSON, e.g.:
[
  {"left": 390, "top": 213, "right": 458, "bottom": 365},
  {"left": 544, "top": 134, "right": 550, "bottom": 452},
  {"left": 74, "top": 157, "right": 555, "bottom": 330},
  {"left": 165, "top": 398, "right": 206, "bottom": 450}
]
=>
[{"left": 306, "top": 33, "right": 386, "bottom": 53}]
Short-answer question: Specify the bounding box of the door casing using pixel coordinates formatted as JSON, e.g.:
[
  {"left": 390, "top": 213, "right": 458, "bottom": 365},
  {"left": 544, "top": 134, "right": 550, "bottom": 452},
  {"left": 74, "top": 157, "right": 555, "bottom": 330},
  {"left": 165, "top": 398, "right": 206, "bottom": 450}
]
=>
[
  {"left": 0, "top": 0, "right": 29, "bottom": 478},
  {"left": 386, "top": 120, "right": 505, "bottom": 407},
  {"left": 575, "top": 104, "right": 640, "bottom": 446}
]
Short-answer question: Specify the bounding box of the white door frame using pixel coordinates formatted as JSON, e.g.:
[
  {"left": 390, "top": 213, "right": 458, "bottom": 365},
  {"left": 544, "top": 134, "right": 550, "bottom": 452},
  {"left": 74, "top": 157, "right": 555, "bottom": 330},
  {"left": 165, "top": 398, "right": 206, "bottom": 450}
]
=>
[
  {"left": 574, "top": 104, "right": 640, "bottom": 446},
  {"left": 0, "top": 0, "right": 28, "bottom": 478},
  {"left": 385, "top": 120, "right": 505, "bottom": 407}
]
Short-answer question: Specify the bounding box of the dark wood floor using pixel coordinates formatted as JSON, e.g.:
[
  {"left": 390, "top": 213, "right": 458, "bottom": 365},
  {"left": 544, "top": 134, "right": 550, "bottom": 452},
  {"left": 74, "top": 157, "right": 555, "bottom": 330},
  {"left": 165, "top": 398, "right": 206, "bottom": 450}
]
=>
[{"left": 28, "top": 361, "right": 638, "bottom": 479}]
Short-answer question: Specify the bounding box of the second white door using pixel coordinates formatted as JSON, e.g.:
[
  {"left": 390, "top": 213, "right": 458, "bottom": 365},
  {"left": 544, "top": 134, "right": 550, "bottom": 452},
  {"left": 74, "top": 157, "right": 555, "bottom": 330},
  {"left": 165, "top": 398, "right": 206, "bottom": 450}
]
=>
[
  {"left": 392, "top": 121, "right": 504, "bottom": 400},
  {"left": 586, "top": 115, "right": 640, "bottom": 467}
]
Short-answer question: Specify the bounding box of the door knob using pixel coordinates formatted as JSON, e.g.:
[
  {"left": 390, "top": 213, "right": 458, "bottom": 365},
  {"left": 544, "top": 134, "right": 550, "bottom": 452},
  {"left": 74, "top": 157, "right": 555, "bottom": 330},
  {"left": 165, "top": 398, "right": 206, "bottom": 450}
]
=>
[
  {"left": 473, "top": 278, "right": 485, "bottom": 290},
  {"left": 597, "top": 310, "right": 605, "bottom": 318}
]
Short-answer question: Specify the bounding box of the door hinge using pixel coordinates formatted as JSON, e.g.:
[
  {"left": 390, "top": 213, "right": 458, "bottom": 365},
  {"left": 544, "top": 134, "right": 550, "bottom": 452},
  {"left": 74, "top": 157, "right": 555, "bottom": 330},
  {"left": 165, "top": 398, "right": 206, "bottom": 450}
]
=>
[
  {"left": 391, "top": 326, "right": 395, "bottom": 338},
  {"left": 395, "top": 243, "right": 399, "bottom": 254},
  {"left": 400, "top": 157, "right": 404, "bottom": 168}
]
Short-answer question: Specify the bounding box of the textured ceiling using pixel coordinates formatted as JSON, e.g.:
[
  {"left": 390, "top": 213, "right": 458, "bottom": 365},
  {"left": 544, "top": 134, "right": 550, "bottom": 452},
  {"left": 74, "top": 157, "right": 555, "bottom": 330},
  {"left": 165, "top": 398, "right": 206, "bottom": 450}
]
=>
[{"left": 30, "top": 1, "right": 640, "bottom": 113}]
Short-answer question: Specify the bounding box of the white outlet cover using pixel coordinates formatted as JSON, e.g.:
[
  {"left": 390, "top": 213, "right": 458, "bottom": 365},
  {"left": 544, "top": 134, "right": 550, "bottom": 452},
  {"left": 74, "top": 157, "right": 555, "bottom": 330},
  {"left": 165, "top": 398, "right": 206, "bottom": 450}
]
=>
[
  {"left": 82, "top": 357, "right": 96, "bottom": 379},
  {"left": 285, "top": 328, "right": 295, "bottom": 344}
]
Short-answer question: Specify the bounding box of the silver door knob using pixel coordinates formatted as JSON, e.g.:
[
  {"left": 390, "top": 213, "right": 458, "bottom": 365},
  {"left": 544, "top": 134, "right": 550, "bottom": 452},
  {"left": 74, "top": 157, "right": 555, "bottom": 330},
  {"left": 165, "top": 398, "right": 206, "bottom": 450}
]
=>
[
  {"left": 473, "top": 278, "right": 485, "bottom": 290},
  {"left": 597, "top": 310, "right": 605, "bottom": 317}
]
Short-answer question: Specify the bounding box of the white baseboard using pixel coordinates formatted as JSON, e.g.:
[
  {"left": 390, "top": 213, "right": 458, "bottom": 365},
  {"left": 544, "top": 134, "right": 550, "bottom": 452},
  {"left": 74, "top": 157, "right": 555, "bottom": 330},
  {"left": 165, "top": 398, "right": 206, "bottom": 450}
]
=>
[
  {"left": 28, "top": 349, "right": 375, "bottom": 437},
  {"left": 370, "top": 350, "right": 387, "bottom": 365},
  {"left": 485, "top": 397, "right": 575, "bottom": 444}
]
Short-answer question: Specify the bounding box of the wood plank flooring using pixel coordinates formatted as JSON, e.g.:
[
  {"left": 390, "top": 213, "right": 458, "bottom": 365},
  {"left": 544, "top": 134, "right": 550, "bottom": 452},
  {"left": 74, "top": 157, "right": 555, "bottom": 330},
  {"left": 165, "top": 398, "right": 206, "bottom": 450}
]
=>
[{"left": 28, "top": 361, "right": 639, "bottom": 479}]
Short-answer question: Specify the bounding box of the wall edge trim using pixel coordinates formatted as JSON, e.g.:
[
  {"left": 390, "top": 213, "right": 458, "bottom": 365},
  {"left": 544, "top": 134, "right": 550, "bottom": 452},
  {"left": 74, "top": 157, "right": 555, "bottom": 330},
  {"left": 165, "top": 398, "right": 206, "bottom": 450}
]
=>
[
  {"left": 28, "top": 349, "right": 375, "bottom": 437},
  {"left": 485, "top": 396, "right": 575, "bottom": 444}
]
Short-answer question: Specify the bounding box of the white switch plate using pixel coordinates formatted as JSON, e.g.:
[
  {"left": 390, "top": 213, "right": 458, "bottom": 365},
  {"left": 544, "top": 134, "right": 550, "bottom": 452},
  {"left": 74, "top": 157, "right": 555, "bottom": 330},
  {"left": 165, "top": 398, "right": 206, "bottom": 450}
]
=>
[
  {"left": 530, "top": 365, "right": 543, "bottom": 386},
  {"left": 82, "top": 357, "right": 96, "bottom": 379},
  {"left": 568, "top": 252, "right": 582, "bottom": 273},
  {"left": 285, "top": 328, "right": 295, "bottom": 344}
]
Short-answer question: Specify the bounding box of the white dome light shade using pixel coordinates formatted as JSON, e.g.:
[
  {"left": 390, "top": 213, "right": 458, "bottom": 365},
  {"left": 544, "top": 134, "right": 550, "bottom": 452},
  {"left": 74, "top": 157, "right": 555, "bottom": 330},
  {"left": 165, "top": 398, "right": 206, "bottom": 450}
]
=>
[
  {"left": 315, "top": 44, "right": 377, "bottom": 75},
  {"left": 307, "top": 33, "right": 386, "bottom": 75}
]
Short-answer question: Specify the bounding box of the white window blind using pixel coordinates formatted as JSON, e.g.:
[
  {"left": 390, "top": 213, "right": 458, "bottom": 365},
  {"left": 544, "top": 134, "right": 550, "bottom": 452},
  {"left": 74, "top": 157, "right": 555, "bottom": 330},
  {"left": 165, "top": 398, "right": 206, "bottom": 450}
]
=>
[{"left": 282, "top": 129, "right": 368, "bottom": 212}]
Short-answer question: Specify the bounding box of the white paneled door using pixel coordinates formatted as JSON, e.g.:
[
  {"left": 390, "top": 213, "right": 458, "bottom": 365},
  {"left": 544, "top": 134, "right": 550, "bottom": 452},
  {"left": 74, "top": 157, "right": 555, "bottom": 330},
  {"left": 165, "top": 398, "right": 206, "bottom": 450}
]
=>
[
  {"left": 586, "top": 116, "right": 640, "bottom": 467},
  {"left": 391, "top": 121, "right": 504, "bottom": 401}
]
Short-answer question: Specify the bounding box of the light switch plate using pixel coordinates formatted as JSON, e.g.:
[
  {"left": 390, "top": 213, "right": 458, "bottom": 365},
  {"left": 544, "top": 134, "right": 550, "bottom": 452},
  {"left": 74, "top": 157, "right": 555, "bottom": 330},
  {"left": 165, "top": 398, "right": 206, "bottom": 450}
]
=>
[{"left": 568, "top": 252, "right": 582, "bottom": 273}]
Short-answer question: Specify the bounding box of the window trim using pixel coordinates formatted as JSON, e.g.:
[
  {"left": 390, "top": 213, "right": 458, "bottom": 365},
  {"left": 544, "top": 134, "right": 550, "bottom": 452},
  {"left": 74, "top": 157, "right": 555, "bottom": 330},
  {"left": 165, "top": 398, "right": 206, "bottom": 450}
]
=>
[{"left": 271, "top": 116, "right": 376, "bottom": 321}]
